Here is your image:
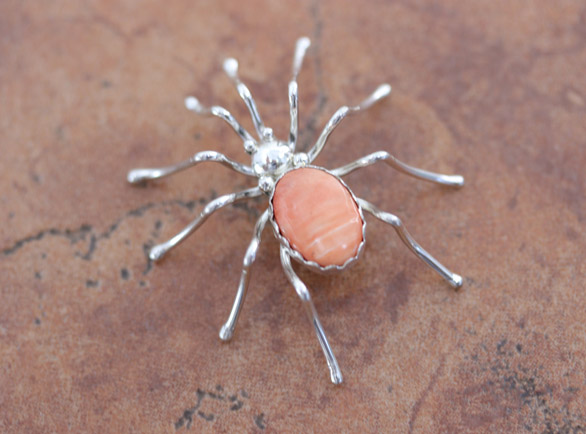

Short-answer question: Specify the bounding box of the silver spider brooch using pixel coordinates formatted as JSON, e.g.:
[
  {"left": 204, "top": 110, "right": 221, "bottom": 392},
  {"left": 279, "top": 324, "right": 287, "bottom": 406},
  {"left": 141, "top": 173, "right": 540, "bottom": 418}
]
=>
[{"left": 128, "top": 37, "right": 464, "bottom": 384}]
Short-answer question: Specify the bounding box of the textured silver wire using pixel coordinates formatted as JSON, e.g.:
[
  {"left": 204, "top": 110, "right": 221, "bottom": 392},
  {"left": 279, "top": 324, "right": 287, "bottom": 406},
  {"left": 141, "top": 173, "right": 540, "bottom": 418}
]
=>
[
  {"left": 219, "top": 208, "right": 270, "bottom": 341},
  {"left": 223, "top": 58, "right": 268, "bottom": 139},
  {"left": 280, "top": 245, "right": 343, "bottom": 384},
  {"left": 332, "top": 151, "right": 464, "bottom": 187},
  {"left": 184, "top": 96, "right": 257, "bottom": 152},
  {"left": 357, "top": 198, "right": 463, "bottom": 288},
  {"left": 149, "top": 187, "right": 262, "bottom": 262},
  {"left": 288, "top": 36, "right": 311, "bottom": 150},
  {"left": 288, "top": 81, "right": 299, "bottom": 149},
  {"left": 308, "top": 84, "right": 391, "bottom": 163},
  {"left": 127, "top": 151, "right": 255, "bottom": 184}
]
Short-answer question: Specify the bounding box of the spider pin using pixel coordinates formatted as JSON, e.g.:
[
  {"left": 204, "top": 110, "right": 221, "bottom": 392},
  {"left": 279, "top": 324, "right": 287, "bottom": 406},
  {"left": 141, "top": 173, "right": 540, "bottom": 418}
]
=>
[{"left": 128, "top": 37, "right": 464, "bottom": 384}]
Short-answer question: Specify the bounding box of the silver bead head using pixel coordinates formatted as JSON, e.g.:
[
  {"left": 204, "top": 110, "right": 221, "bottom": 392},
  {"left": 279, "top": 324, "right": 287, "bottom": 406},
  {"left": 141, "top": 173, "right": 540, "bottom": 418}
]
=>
[{"left": 251, "top": 140, "right": 292, "bottom": 177}]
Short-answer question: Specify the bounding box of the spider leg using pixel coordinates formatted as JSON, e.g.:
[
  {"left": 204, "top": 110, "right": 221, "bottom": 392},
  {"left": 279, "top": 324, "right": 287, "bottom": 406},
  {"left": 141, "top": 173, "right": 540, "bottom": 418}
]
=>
[
  {"left": 331, "top": 151, "right": 464, "bottom": 187},
  {"left": 357, "top": 198, "right": 463, "bottom": 289},
  {"left": 184, "top": 96, "right": 258, "bottom": 153},
  {"left": 149, "top": 187, "right": 263, "bottom": 262},
  {"left": 219, "top": 208, "right": 270, "bottom": 341},
  {"left": 307, "top": 84, "right": 391, "bottom": 163},
  {"left": 127, "top": 151, "right": 255, "bottom": 184},
  {"left": 288, "top": 36, "right": 311, "bottom": 150},
  {"left": 223, "top": 57, "right": 268, "bottom": 140},
  {"left": 280, "top": 246, "right": 343, "bottom": 385}
]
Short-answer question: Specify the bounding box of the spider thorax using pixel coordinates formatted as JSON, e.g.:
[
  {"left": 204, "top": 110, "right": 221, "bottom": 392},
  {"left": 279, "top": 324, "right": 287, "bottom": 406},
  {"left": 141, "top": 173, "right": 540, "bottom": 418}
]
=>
[
  {"left": 251, "top": 128, "right": 311, "bottom": 193},
  {"left": 252, "top": 140, "right": 291, "bottom": 176},
  {"left": 250, "top": 129, "right": 291, "bottom": 192}
]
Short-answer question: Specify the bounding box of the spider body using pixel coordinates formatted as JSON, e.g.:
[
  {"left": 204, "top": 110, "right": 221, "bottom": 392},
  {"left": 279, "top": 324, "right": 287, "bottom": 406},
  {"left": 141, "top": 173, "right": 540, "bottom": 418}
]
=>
[
  {"left": 128, "top": 37, "right": 464, "bottom": 384},
  {"left": 271, "top": 167, "right": 365, "bottom": 270}
]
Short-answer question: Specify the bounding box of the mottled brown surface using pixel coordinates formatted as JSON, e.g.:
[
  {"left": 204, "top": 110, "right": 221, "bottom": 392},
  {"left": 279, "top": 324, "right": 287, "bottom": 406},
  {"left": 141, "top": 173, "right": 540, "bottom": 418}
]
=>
[{"left": 1, "top": 1, "right": 585, "bottom": 433}]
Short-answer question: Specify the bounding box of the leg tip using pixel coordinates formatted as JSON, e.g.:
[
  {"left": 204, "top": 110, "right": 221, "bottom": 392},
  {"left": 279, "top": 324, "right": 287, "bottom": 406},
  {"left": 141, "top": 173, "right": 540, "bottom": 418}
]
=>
[
  {"left": 149, "top": 245, "right": 167, "bottom": 262},
  {"left": 443, "top": 174, "right": 464, "bottom": 188},
  {"left": 127, "top": 169, "right": 144, "bottom": 184},
  {"left": 185, "top": 96, "right": 201, "bottom": 112},
  {"left": 330, "top": 371, "right": 343, "bottom": 385},
  {"left": 454, "top": 175, "right": 465, "bottom": 188},
  {"left": 377, "top": 83, "right": 392, "bottom": 98},
  {"left": 297, "top": 36, "right": 311, "bottom": 49},
  {"left": 451, "top": 274, "right": 464, "bottom": 289},
  {"left": 223, "top": 58, "right": 238, "bottom": 78},
  {"left": 219, "top": 325, "right": 234, "bottom": 341}
]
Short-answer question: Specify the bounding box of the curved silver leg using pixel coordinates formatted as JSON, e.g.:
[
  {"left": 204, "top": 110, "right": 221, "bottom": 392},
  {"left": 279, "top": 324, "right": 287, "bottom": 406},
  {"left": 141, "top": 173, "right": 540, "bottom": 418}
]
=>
[
  {"left": 308, "top": 84, "right": 391, "bottom": 163},
  {"left": 219, "top": 209, "right": 270, "bottom": 341},
  {"left": 223, "top": 58, "right": 268, "bottom": 139},
  {"left": 280, "top": 246, "right": 343, "bottom": 384},
  {"left": 127, "top": 151, "right": 255, "bottom": 184},
  {"left": 288, "top": 36, "right": 311, "bottom": 150},
  {"left": 331, "top": 151, "right": 464, "bottom": 187},
  {"left": 149, "top": 187, "right": 263, "bottom": 262},
  {"left": 358, "top": 198, "right": 463, "bottom": 288},
  {"left": 184, "top": 96, "right": 257, "bottom": 153}
]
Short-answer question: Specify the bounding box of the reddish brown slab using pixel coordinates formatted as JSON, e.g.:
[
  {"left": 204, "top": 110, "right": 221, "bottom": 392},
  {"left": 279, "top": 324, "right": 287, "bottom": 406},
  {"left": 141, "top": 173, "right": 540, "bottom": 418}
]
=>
[{"left": 0, "top": 1, "right": 585, "bottom": 433}]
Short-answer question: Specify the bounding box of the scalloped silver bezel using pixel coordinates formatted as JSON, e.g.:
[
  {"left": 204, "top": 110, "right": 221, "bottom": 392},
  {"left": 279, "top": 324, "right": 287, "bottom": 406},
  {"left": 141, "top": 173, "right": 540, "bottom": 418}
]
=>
[{"left": 268, "top": 165, "right": 367, "bottom": 274}]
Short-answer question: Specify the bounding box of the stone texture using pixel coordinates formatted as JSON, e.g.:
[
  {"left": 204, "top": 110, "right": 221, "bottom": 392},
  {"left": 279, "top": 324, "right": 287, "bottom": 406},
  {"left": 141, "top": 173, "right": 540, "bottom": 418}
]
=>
[
  {"left": 0, "top": 1, "right": 585, "bottom": 433},
  {"left": 273, "top": 167, "right": 363, "bottom": 267}
]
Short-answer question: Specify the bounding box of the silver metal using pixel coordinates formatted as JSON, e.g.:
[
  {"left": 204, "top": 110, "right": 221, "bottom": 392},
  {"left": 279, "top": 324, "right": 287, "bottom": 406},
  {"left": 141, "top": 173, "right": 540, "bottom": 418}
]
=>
[
  {"left": 268, "top": 165, "right": 367, "bottom": 274},
  {"left": 288, "top": 36, "right": 311, "bottom": 150},
  {"left": 128, "top": 36, "right": 464, "bottom": 384},
  {"left": 184, "top": 96, "right": 257, "bottom": 153},
  {"left": 149, "top": 187, "right": 262, "bottom": 262},
  {"left": 332, "top": 151, "right": 464, "bottom": 187},
  {"left": 251, "top": 141, "right": 292, "bottom": 177},
  {"left": 258, "top": 176, "right": 275, "bottom": 193},
  {"left": 292, "top": 36, "right": 311, "bottom": 79},
  {"left": 219, "top": 209, "right": 270, "bottom": 341},
  {"left": 288, "top": 81, "right": 299, "bottom": 150},
  {"left": 127, "top": 151, "right": 255, "bottom": 184},
  {"left": 223, "top": 58, "right": 267, "bottom": 139},
  {"left": 280, "top": 246, "right": 343, "bottom": 384},
  {"left": 357, "top": 198, "right": 463, "bottom": 288},
  {"left": 293, "top": 152, "right": 309, "bottom": 167},
  {"left": 308, "top": 84, "right": 391, "bottom": 163}
]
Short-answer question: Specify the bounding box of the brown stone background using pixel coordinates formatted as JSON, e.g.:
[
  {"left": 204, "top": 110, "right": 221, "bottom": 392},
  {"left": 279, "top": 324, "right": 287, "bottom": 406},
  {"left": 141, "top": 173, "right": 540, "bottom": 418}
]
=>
[{"left": 1, "top": 1, "right": 585, "bottom": 432}]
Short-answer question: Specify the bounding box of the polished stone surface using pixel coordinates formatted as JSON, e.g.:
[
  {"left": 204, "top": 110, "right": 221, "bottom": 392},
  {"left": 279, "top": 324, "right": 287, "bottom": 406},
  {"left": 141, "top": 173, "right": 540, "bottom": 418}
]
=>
[{"left": 273, "top": 168, "right": 363, "bottom": 267}]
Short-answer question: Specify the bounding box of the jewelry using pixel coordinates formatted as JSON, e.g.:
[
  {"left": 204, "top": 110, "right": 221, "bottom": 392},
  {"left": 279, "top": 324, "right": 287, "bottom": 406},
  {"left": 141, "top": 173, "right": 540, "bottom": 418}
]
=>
[{"left": 128, "top": 37, "right": 464, "bottom": 384}]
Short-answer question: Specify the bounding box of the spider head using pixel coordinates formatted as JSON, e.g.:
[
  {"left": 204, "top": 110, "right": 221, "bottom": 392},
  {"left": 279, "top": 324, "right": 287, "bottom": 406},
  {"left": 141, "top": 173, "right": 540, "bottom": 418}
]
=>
[{"left": 251, "top": 129, "right": 293, "bottom": 178}]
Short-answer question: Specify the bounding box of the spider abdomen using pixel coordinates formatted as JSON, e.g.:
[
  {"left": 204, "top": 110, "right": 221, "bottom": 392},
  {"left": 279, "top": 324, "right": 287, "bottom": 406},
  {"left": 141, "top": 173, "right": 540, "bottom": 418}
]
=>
[{"left": 272, "top": 167, "right": 364, "bottom": 268}]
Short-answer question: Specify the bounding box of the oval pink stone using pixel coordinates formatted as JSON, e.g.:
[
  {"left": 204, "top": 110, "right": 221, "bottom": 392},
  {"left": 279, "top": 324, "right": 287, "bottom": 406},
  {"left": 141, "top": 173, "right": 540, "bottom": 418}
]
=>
[{"left": 272, "top": 167, "right": 363, "bottom": 267}]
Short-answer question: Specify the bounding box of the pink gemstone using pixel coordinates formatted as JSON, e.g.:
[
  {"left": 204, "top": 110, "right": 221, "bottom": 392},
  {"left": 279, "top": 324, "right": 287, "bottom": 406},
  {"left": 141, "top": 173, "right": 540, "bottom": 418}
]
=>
[{"left": 272, "top": 167, "right": 363, "bottom": 267}]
